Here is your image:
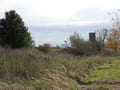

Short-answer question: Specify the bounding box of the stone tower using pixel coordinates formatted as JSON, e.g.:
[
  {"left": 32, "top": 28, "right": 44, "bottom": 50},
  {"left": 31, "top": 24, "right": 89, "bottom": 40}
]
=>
[{"left": 89, "top": 32, "right": 96, "bottom": 42}]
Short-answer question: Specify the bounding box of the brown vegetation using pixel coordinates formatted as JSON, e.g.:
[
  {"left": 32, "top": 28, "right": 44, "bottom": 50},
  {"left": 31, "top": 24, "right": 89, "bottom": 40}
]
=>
[
  {"left": 0, "top": 46, "right": 114, "bottom": 89},
  {"left": 38, "top": 43, "right": 52, "bottom": 53}
]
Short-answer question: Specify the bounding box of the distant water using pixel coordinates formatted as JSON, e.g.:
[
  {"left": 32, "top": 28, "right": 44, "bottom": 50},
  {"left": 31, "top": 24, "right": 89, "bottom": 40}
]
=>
[{"left": 29, "top": 23, "right": 110, "bottom": 46}]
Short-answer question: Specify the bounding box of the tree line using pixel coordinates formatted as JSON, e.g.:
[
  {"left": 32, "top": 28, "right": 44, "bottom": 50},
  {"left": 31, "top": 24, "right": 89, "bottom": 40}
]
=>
[
  {"left": 63, "top": 10, "right": 120, "bottom": 55},
  {"left": 0, "top": 10, "right": 120, "bottom": 55}
]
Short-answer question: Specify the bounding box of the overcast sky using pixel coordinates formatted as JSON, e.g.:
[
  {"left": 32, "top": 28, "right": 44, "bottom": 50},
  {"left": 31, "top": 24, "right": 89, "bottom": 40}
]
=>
[{"left": 0, "top": 0, "right": 120, "bottom": 26}]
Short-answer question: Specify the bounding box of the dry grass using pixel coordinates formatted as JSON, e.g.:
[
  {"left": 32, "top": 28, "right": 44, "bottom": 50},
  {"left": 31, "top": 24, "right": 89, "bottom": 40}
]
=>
[
  {"left": 0, "top": 82, "right": 35, "bottom": 90},
  {"left": 0, "top": 47, "right": 115, "bottom": 90}
]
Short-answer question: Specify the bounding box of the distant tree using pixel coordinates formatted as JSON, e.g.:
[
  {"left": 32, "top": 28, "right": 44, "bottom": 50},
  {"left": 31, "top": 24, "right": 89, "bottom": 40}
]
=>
[
  {"left": 111, "top": 10, "right": 120, "bottom": 31},
  {"left": 105, "top": 10, "right": 120, "bottom": 53},
  {"left": 0, "top": 10, "right": 34, "bottom": 48},
  {"left": 63, "top": 32, "right": 101, "bottom": 55},
  {"left": 96, "top": 29, "right": 109, "bottom": 46},
  {"left": 106, "top": 30, "right": 120, "bottom": 53}
]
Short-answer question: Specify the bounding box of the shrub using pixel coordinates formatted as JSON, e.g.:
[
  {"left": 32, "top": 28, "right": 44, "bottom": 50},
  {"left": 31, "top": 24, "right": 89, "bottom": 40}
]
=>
[
  {"left": 38, "top": 43, "right": 52, "bottom": 53},
  {"left": 63, "top": 32, "right": 102, "bottom": 56},
  {"left": 53, "top": 45, "right": 61, "bottom": 49}
]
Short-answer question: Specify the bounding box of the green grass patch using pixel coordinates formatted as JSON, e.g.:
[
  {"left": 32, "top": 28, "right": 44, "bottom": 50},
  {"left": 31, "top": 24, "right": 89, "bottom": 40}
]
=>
[{"left": 85, "top": 58, "right": 120, "bottom": 83}]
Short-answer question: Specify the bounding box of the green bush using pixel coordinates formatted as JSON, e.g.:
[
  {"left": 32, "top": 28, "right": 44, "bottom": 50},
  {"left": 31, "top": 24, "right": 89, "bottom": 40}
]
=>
[{"left": 63, "top": 32, "right": 102, "bottom": 56}]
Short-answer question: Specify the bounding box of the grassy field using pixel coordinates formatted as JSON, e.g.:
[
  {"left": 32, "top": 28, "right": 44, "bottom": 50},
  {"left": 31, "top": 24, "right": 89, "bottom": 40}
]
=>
[
  {"left": 0, "top": 47, "right": 120, "bottom": 89},
  {"left": 83, "top": 57, "right": 120, "bottom": 89}
]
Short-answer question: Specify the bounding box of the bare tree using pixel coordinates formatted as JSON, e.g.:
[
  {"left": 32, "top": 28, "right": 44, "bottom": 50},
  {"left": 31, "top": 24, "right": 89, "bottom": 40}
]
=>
[
  {"left": 96, "top": 29, "right": 109, "bottom": 46},
  {"left": 110, "top": 9, "right": 120, "bottom": 31}
]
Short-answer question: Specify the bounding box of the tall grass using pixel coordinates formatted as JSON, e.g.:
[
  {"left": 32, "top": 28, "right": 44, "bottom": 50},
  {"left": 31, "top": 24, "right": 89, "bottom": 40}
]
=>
[{"left": 0, "top": 47, "right": 113, "bottom": 89}]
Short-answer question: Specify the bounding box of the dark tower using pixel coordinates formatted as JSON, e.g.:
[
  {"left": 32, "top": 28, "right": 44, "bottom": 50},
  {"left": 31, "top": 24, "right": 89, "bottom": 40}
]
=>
[{"left": 89, "top": 32, "right": 96, "bottom": 42}]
